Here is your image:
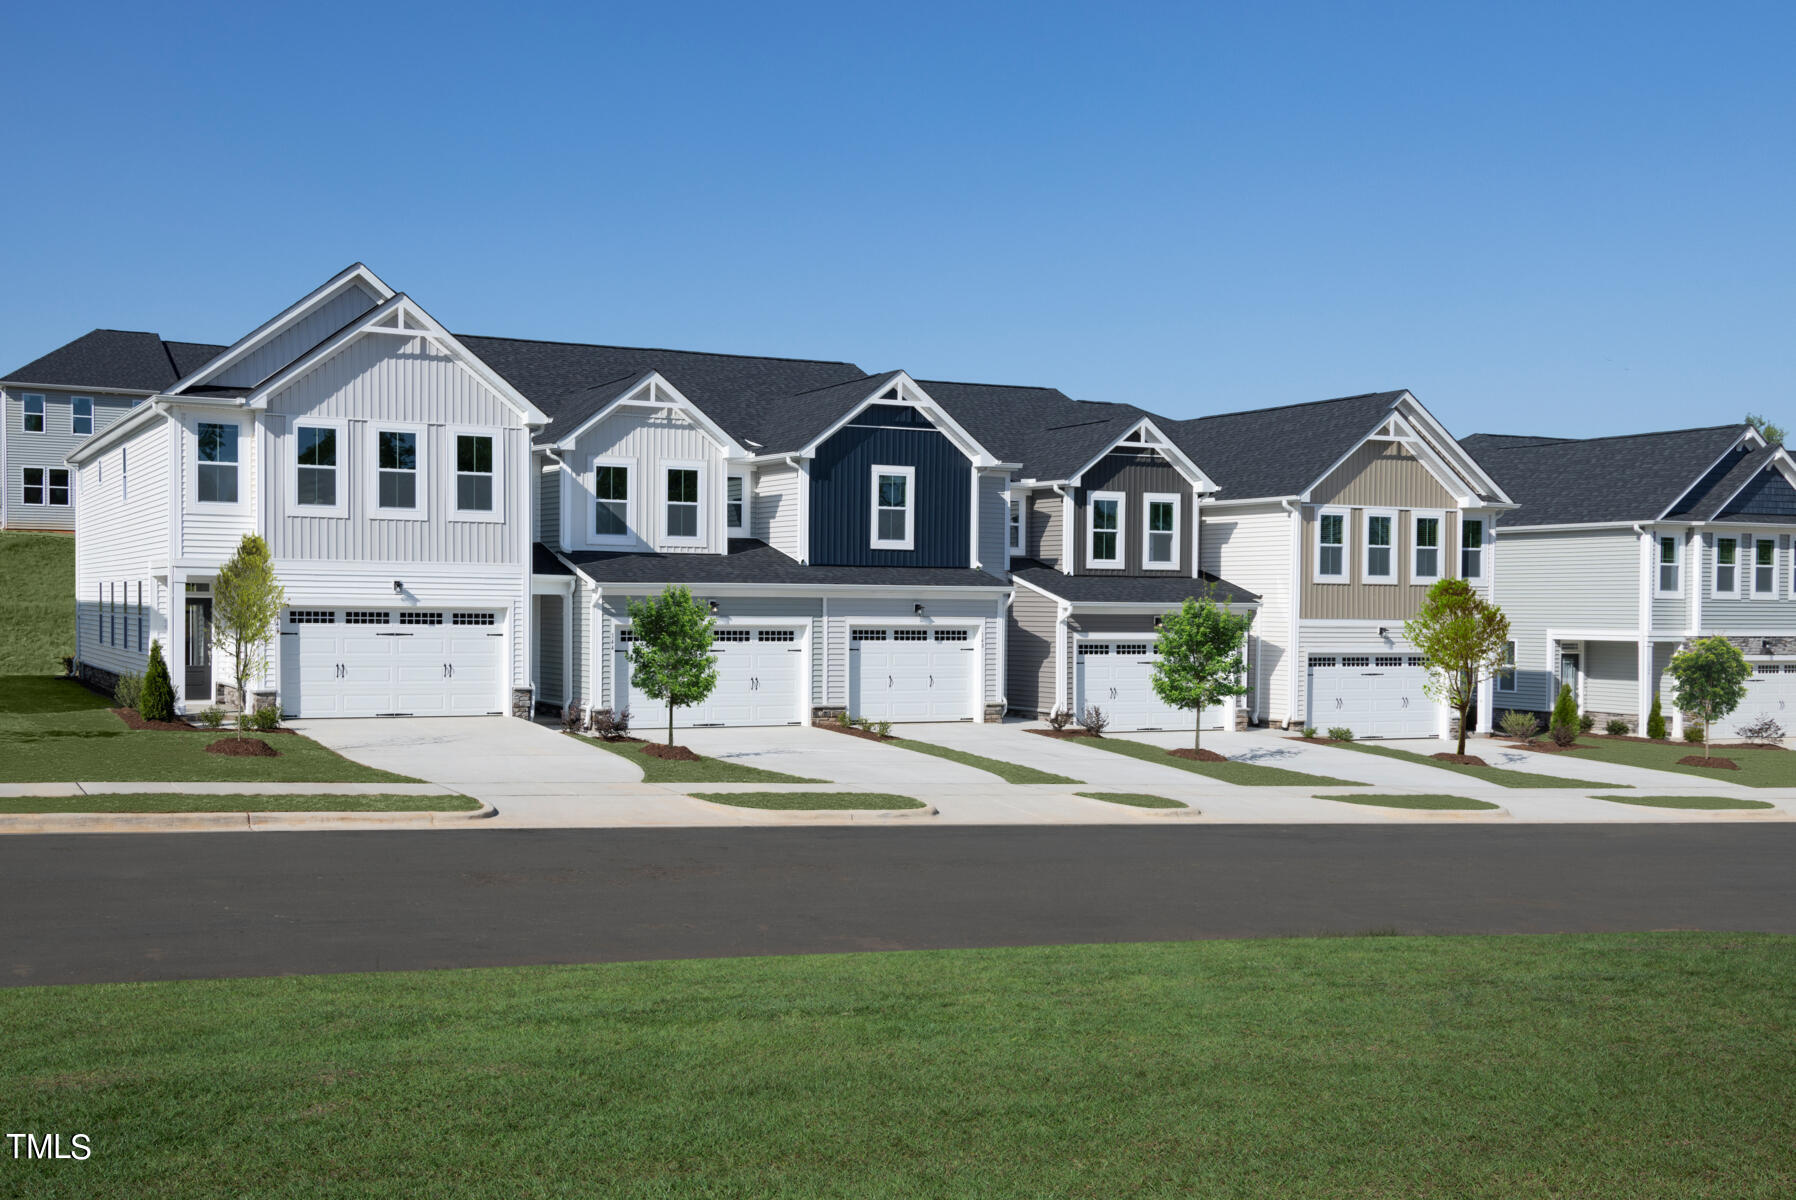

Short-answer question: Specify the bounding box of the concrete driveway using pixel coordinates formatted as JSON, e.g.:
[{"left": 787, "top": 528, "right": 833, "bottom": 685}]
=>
[
  {"left": 292, "top": 715, "right": 641, "bottom": 795},
  {"left": 897, "top": 720, "right": 1205, "bottom": 787},
  {"left": 670, "top": 724, "right": 996, "bottom": 785}
]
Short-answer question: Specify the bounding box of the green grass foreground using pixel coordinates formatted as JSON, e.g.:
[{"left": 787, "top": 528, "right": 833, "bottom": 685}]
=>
[
  {"left": 690, "top": 791, "right": 926, "bottom": 810},
  {"left": 1071, "top": 733, "right": 1359, "bottom": 785},
  {"left": 1328, "top": 739, "right": 1606, "bottom": 788},
  {"left": 1597, "top": 794, "right": 1780, "bottom": 810},
  {"left": 1569, "top": 736, "right": 1796, "bottom": 788},
  {"left": 574, "top": 733, "right": 823, "bottom": 783},
  {"left": 0, "top": 793, "right": 481, "bottom": 814},
  {"left": 0, "top": 677, "right": 413, "bottom": 784},
  {"left": 1076, "top": 790, "right": 1187, "bottom": 808},
  {"left": 1323, "top": 793, "right": 1501, "bottom": 811},
  {"left": 0, "top": 530, "right": 74, "bottom": 674},
  {"left": 3, "top": 935, "right": 1793, "bottom": 1197},
  {"left": 891, "top": 736, "right": 1079, "bottom": 784}
]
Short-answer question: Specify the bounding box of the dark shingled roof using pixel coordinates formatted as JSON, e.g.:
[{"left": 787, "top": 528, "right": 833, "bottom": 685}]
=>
[
  {"left": 1665, "top": 444, "right": 1781, "bottom": 521},
  {"left": 1010, "top": 561, "right": 1258, "bottom": 606},
  {"left": 557, "top": 538, "right": 1006, "bottom": 589},
  {"left": 4, "top": 330, "right": 227, "bottom": 392},
  {"left": 913, "top": 380, "right": 1149, "bottom": 477},
  {"left": 533, "top": 543, "right": 573, "bottom": 576},
  {"left": 1164, "top": 391, "right": 1410, "bottom": 499},
  {"left": 1461, "top": 425, "right": 1751, "bottom": 526}
]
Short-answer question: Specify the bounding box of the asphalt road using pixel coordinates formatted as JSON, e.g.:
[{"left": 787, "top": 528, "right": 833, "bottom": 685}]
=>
[{"left": 5, "top": 824, "right": 1793, "bottom": 987}]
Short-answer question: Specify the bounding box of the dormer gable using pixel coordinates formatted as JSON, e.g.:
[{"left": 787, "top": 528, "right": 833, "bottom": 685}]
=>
[{"left": 169, "top": 264, "right": 395, "bottom": 395}]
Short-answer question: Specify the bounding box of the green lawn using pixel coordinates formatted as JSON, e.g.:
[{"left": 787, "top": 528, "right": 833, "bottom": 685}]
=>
[
  {"left": 1069, "top": 734, "right": 1360, "bottom": 785},
  {"left": 0, "top": 530, "right": 73, "bottom": 674},
  {"left": 574, "top": 734, "right": 823, "bottom": 783},
  {"left": 690, "top": 791, "right": 927, "bottom": 810},
  {"left": 4, "top": 934, "right": 1793, "bottom": 1197},
  {"left": 1323, "top": 793, "right": 1502, "bottom": 811},
  {"left": 1597, "top": 794, "right": 1780, "bottom": 811},
  {"left": 1568, "top": 736, "right": 1796, "bottom": 788},
  {"left": 889, "top": 736, "right": 1079, "bottom": 784},
  {"left": 1076, "top": 790, "right": 1187, "bottom": 808},
  {"left": 0, "top": 792, "right": 481, "bottom": 814},
  {"left": 1326, "top": 739, "right": 1610, "bottom": 788},
  {"left": 0, "top": 677, "right": 413, "bottom": 784}
]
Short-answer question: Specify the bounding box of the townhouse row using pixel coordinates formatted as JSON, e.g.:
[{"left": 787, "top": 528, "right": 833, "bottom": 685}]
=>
[{"left": 6, "top": 264, "right": 1794, "bottom": 739}]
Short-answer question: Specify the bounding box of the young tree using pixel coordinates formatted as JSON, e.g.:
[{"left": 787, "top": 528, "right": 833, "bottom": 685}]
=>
[
  {"left": 211, "top": 534, "right": 285, "bottom": 723},
  {"left": 1745, "top": 413, "right": 1787, "bottom": 446},
  {"left": 1150, "top": 595, "right": 1250, "bottom": 754},
  {"left": 626, "top": 585, "right": 718, "bottom": 746},
  {"left": 1403, "top": 578, "right": 1512, "bottom": 758},
  {"left": 1666, "top": 637, "right": 1753, "bottom": 759},
  {"left": 1646, "top": 692, "right": 1667, "bottom": 740},
  {"left": 140, "top": 640, "right": 176, "bottom": 722},
  {"left": 1551, "top": 682, "right": 1579, "bottom": 734}
]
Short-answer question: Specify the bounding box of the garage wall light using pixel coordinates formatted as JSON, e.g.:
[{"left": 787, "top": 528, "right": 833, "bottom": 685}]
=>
[
  {"left": 393, "top": 580, "right": 403, "bottom": 594},
  {"left": 709, "top": 599, "right": 719, "bottom": 614},
  {"left": 914, "top": 603, "right": 925, "bottom": 615}
]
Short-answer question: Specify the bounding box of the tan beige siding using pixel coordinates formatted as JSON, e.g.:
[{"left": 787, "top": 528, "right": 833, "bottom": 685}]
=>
[
  {"left": 1311, "top": 442, "right": 1455, "bottom": 509},
  {"left": 1007, "top": 584, "right": 1060, "bottom": 715},
  {"left": 1300, "top": 509, "right": 1457, "bottom": 619}
]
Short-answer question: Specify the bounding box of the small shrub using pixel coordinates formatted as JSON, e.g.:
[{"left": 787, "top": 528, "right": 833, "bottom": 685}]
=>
[
  {"left": 1736, "top": 715, "right": 1785, "bottom": 743},
  {"left": 1551, "top": 684, "right": 1579, "bottom": 734},
  {"left": 1327, "top": 726, "right": 1355, "bottom": 742},
  {"left": 1577, "top": 712, "right": 1595, "bottom": 734},
  {"left": 244, "top": 702, "right": 282, "bottom": 732},
  {"left": 198, "top": 706, "right": 226, "bottom": 731},
  {"left": 1046, "top": 710, "right": 1073, "bottom": 732},
  {"left": 872, "top": 720, "right": 893, "bottom": 739},
  {"left": 1499, "top": 710, "right": 1540, "bottom": 742},
  {"left": 591, "top": 708, "right": 632, "bottom": 740},
  {"left": 140, "top": 641, "right": 176, "bottom": 722},
  {"left": 1684, "top": 723, "right": 1706, "bottom": 744},
  {"left": 560, "top": 704, "right": 585, "bottom": 734},
  {"left": 1605, "top": 718, "right": 1630, "bottom": 736},
  {"left": 1646, "top": 694, "right": 1667, "bottom": 740},
  {"left": 113, "top": 671, "right": 144, "bottom": 712},
  {"left": 1302, "top": 726, "right": 1318, "bottom": 739},
  {"left": 1077, "top": 705, "right": 1109, "bottom": 736},
  {"left": 1549, "top": 724, "right": 1578, "bottom": 748}
]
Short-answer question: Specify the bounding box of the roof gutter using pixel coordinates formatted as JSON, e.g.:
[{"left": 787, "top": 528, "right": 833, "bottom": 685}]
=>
[{"left": 65, "top": 397, "right": 170, "bottom": 465}]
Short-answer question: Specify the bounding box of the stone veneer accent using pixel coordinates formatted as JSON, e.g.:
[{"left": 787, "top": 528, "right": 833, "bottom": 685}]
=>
[{"left": 511, "top": 687, "right": 535, "bottom": 719}]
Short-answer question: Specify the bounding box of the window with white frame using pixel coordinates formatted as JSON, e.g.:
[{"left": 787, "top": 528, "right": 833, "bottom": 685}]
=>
[
  {"left": 196, "top": 422, "right": 239, "bottom": 504},
  {"left": 871, "top": 465, "right": 914, "bottom": 550},
  {"left": 592, "top": 460, "right": 632, "bottom": 540},
  {"left": 22, "top": 468, "right": 45, "bottom": 505},
  {"left": 24, "top": 467, "right": 69, "bottom": 506},
  {"left": 293, "top": 423, "right": 341, "bottom": 509},
  {"left": 1753, "top": 535, "right": 1778, "bottom": 596},
  {"left": 1008, "top": 499, "right": 1022, "bottom": 551},
  {"left": 1087, "top": 491, "right": 1124, "bottom": 566},
  {"left": 375, "top": 426, "right": 424, "bottom": 514},
  {"left": 1362, "top": 510, "right": 1396, "bottom": 581},
  {"left": 1315, "top": 509, "right": 1347, "bottom": 580},
  {"left": 22, "top": 394, "right": 43, "bottom": 433},
  {"left": 71, "top": 396, "right": 93, "bottom": 436},
  {"left": 1143, "top": 494, "right": 1179, "bottom": 569},
  {"left": 1461, "top": 517, "right": 1484, "bottom": 580},
  {"left": 726, "top": 473, "right": 747, "bottom": 536},
  {"left": 1412, "top": 513, "right": 1441, "bottom": 581},
  {"left": 1656, "top": 534, "right": 1680, "bottom": 596},
  {"left": 1497, "top": 640, "right": 1516, "bottom": 692},
  {"left": 48, "top": 468, "right": 68, "bottom": 506},
  {"left": 1714, "top": 535, "right": 1740, "bottom": 597},
  {"left": 454, "top": 432, "right": 495, "bottom": 513},
  {"left": 664, "top": 465, "right": 702, "bottom": 541}
]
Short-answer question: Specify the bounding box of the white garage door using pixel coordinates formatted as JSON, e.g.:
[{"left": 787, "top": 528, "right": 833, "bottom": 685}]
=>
[
  {"left": 616, "top": 627, "right": 804, "bottom": 727},
  {"left": 1721, "top": 663, "right": 1796, "bottom": 736},
  {"left": 1075, "top": 640, "right": 1228, "bottom": 731},
  {"left": 849, "top": 627, "right": 975, "bottom": 722},
  {"left": 280, "top": 609, "right": 504, "bottom": 718},
  {"left": 1306, "top": 653, "right": 1435, "bottom": 739}
]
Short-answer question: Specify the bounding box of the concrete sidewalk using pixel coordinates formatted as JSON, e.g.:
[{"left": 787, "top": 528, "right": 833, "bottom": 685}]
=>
[{"left": 0, "top": 782, "right": 458, "bottom": 797}]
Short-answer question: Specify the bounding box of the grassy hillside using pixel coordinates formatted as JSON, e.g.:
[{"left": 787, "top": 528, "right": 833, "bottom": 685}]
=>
[{"left": 0, "top": 530, "right": 74, "bottom": 674}]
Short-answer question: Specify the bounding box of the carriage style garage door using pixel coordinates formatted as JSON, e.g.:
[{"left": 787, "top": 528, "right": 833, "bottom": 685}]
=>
[
  {"left": 1722, "top": 662, "right": 1796, "bottom": 736},
  {"left": 1305, "top": 653, "right": 1435, "bottom": 739},
  {"left": 1075, "top": 640, "right": 1227, "bottom": 731},
  {"left": 279, "top": 609, "right": 504, "bottom": 718},
  {"left": 849, "top": 627, "right": 976, "bottom": 722},
  {"left": 617, "top": 627, "right": 804, "bottom": 727}
]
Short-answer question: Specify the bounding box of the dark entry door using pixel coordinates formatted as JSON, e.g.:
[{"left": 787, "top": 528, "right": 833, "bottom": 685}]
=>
[{"left": 185, "top": 598, "right": 213, "bottom": 701}]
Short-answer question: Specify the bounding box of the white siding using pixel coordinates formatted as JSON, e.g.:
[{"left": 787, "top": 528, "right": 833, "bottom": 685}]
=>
[
  {"left": 1492, "top": 527, "right": 1640, "bottom": 712},
  {"left": 751, "top": 462, "right": 802, "bottom": 557},
  {"left": 537, "top": 460, "right": 560, "bottom": 546},
  {"left": 173, "top": 405, "right": 257, "bottom": 564},
  {"left": 565, "top": 409, "right": 729, "bottom": 554},
  {"left": 1200, "top": 502, "right": 1292, "bottom": 724},
  {"left": 594, "top": 593, "right": 825, "bottom": 712},
  {"left": 825, "top": 596, "right": 1002, "bottom": 711},
  {"left": 73, "top": 418, "right": 172, "bottom": 679},
  {"left": 210, "top": 283, "right": 381, "bottom": 388}
]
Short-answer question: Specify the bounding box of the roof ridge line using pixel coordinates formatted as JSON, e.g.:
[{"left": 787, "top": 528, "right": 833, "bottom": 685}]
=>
[
  {"left": 456, "top": 331, "right": 861, "bottom": 368},
  {"left": 1177, "top": 390, "right": 1406, "bottom": 424}
]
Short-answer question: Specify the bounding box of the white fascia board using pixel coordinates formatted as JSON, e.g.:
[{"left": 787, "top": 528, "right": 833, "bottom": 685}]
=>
[
  {"left": 797, "top": 373, "right": 1001, "bottom": 466},
  {"left": 1066, "top": 598, "right": 1261, "bottom": 613},
  {"left": 531, "top": 574, "right": 578, "bottom": 593},
  {"left": 588, "top": 582, "right": 1011, "bottom": 597},
  {"left": 1202, "top": 493, "right": 1298, "bottom": 509},
  {"left": 169, "top": 263, "right": 395, "bottom": 395},
  {"left": 1010, "top": 573, "right": 1068, "bottom": 604},
  {"left": 1495, "top": 520, "right": 1650, "bottom": 533},
  {"left": 1066, "top": 417, "right": 1216, "bottom": 491},
  {"left": 1394, "top": 393, "right": 1517, "bottom": 506},
  {"left": 551, "top": 372, "right": 747, "bottom": 456},
  {"left": 1696, "top": 447, "right": 1796, "bottom": 519},
  {"left": 64, "top": 399, "right": 170, "bottom": 464}
]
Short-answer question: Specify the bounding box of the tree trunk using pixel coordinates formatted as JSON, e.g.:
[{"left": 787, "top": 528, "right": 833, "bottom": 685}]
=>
[
  {"left": 667, "top": 696, "right": 675, "bottom": 747},
  {"left": 1455, "top": 701, "right": 1468, "bottom": 757},
  {"left": 1194, "top": 711, "right": 1202, "bottom": 755}
]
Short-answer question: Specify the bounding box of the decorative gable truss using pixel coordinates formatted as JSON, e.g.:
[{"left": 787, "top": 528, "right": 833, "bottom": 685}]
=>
[
  {"left": 1301, "top": 397, "right": 1512, "bottom": 510},
  {"left": 544, "top": 371, "right": 747, "bottom": 458},
  {"left": 790, "top": 372, "right": 1016, "bottom": 469},
  {"left": 1062, "top": 417, "right": 1216, "bottom": 492}
]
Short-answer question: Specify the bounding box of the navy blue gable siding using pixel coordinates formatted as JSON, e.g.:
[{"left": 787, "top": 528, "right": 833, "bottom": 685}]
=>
[
  {"left": 809, "top": 424, "right": 971, "bottom": 567},
  {"left": 1721, "top": 468, "right": 1796, "bottom": 523},
  {"left": 852, "top": 404, "right": 935, "bottom": 429}
]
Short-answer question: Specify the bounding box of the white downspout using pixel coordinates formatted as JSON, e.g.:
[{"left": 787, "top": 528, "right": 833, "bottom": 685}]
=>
[
  {"left": 788, "top": 455, "right": 810, "bottom": 564},
  {"left": 1633, "top": 523, "right": 1654, "bottom": 730},
  {"left": 1053, "top": 599, "right": 1073, "bottom": 716},
  {"left": 1052, "top": 482, "right": 1074, "bottom": 574},
  {"left": 1281, "top": 497, "right": 1302, "bottom": 730}
]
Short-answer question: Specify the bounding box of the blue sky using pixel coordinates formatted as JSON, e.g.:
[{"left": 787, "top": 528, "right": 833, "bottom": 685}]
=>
[{"left": 3, "top": 1, "right": 1790, "bottom": 438}]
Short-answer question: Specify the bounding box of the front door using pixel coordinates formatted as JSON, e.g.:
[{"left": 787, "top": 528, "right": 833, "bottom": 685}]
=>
[
  {"left": 1559, "top": 651, "right": 1581, "bottom": 707},
  {"left": 185, "top": 598, "right": 213, "bottom": 701}
]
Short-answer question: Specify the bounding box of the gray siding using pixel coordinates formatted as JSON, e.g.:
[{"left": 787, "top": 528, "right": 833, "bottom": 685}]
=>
[
  {"left": 211, "top": 283, "right": 381, "bottom": 388},
  {"left": 1071, "top": 452, "right": 1192, "bottom": 576},
  {"left": 1025, "top": 490, "right": 1063, "bottom": 568},
  {"left": 1698, "top": 530, "right": 1796, "bottom": 632},
  {"left": 1649, "top": 528, "right": 1690, "bottom": 633},
  {"left": 1492, "top": 527, "right": 1640, "bottom": 713},
  {"left": 977, "top": 472, "right": 1008, "bottom": 573},
  {"left": 536, "top": 592, "right": 565, "bottom": 705},
  {"left": 1300, "top": 506, "right": 1458, "bottom": 620},
  {"left": 537, "top": 462, "right": 560, "bottom": 547},
  {"left": 4, "top": 388, "right": 140, "bottom": 531},
  {"left": 1007, "top": 585, "right": 1060, "bottom": 715},
  {"left": 1583, "top": 640, "right": 1638, "bottom": 715}
]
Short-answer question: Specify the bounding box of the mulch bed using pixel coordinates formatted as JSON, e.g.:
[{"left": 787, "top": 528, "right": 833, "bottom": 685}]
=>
[
  {"left": 111, "top": 708, "right": 296, "bottom": 735},
  {"left": 1027, "top": 728, "right": 1102, "bottom": 739},
  {"left": 1585, "top": 732, "right": 1787, "bottom": 750},
  {"left": 1678, "top": 755, "right": 1739, "bottom": 770},
  {"left": 640, "top": 743, "right": 701, "bottom": 762},
  {"left": 1289, "top": 736, "right": 1351, "bottom": 746},
  {"left": 1502, "top": 741, "right": 1585, "bottom": 754},
  {"left": 1168, "top": 748, "right": 1228, "bottom": 763},
  {"left": 819, "top": 721, "right": 895, "bottom": 743},
  {"left": 1430, "top": 753, "right": 1490, "bottom": 766},
  {"left": 204, "top": 737, "right": 280, "bottom": 758}
]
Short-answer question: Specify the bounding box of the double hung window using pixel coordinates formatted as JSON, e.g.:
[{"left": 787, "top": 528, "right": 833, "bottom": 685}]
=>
[
  {"left": 196, "top": 422, "right": 239, "bottom": 504},
  {"left": 1144, "top": 494, "right": 1178, "bottom": 569},
  {"left": 871, "top": 465, "right": 915, "bottom": 550},
  {"left": 294, "top": 424, "right": 339, "bottom": 508},
  {"left": 1656, "top": 535, "right": 1680, "bottom": 595},
  {"left": 23, "top": 467, "right": 69, "bottom": 506},
  {"left": 22, "top": 394, "right": 43, "bottom": 433},
  {"left": 1754, "top": 536, "right": 1778, "bottom": 597},
  {"left": 593, "top": 462, "right": 631, "bottom": 539},
  {"left": 1461, "top": 517, "right": 1484, "bottom": 580},
  {"left": 1715, "top": 536, "right": 1740, "bottom": 597},
  {"left": 1363, "top": 511, "right": 1396, "bottom": 581},
  {"left": 71, "top": 396, "right": 93, "bottom": 435},
  {"left": 1412, "top": 514, "right": 1441, "bottom": 581},
  {"left": 726, "top": 474, "right": 747, "bottom": 535},
  {"left": 376, "top": 428, "right": 422, "bottom": 512},
  {"left": 455, "top": 433, "right": 494, "bottom": 513},
  {"left": 1316, "top": 509, "right": 1347, "bottom": 580},
  {"left": 1087, "top": 492, "right": 1123, "bottom": 566},
  {"left": 664, "top": 466, "right": 701, "bottom": 540}
]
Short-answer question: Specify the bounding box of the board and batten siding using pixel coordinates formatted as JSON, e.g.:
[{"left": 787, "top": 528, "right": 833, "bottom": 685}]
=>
[
  {"left": 1492, "top": 527, "right": 1639, "bottom": 713},
  {"left": 1310, "top": 441, "right": 1457, "bottom": 510},
  {"left": 209, "top": 283, "right": 382, "bottom": 389},
  {"left": 1025, "top": 490, "right": 1064, "bottom": 569},
  {"left": 5, "top": 388, "right": 141, "bottom": 530},
  {"left": 1071, "top": 452, "right": 1192, "bottom": 576},
  {"left": 751, "top": 463, "right": 802, "bottom": 558},
  {"left": 259, "top": 332, "right": 528, "bottom": 565},
  {"left": 808, "top": 420, "right": 969, "bottom": 568},
  {"left": 977, "top": 473, "right": 1009, "bottom": 573},
  {"left": 536, "top": 461, "right": 560, "bottom": 546},
  {"left": 565, "top": 409, "right": 728, "bottom": 554},
  {"left": 174, "top": 406, "right": 258, "bottom": 564},
  {"left": 1299, "top": 506, "right": 1458, "bottom": 620},
  {"left": 73, "top": 417, "right": 172, "bottom": 679},
  {"left": 1200, "top": 501, "right": 1292, "bottom": 724},
  {"left": 1007, "top": 584, "right": 1060, "bottom": 715}
]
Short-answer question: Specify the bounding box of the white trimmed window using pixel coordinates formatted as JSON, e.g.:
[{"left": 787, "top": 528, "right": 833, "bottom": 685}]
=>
[
  {"left": 1087, "top": 491, "right": 1124, "bottom": 566},
  {"left": 591, "top": 458, "right": 633, "bottom": 542},
  {"left": 373, "top": 425, "right": 426, "bottom": 516},
  {"left": 1143, "top": 493, "right": 1179, "bottom": 569},
  {"left": 663, "top": 463, "right": 703, "bottom": 543},
  {"left": 1008, "top": 499, "right": 1022, "bottom": 551},
  {"left": 22, "top": 468, "right": 45, "bottom": 505},
  {"left": 1714, "top": 535, "right": 1741, "bottom": 598},
  {"left": 726, "top": 473, "right": 748, "bottom": 536},
  {"left": 1655, "top": 534, "right": 1681, "bottom": 597},
  {"left": 451, "top": 429, "right": 500, "bottom": 519},
  {"left": 292, "top": 421, "right": 345, "bottom": 514},
  {"left": 1412, "top": 512, "right": 1442, "bottom": 582},
  {"left": 1362, "top": 510, "right": 1396, "bottom": 582},
  {"left": 195, "top": 421, "right": 240, "bottom": 505},
  {"left": 21, "top": 394, "right": 43, "bottom": 433},
  {"left": 71, "top": 396, "right": 93, "bottom": 436},
  {"left": 1753, "top": 535, "right": 1778, "bottom": 597},
  {"left": 1461, "top": 517, "right": 1485, "bottom": 580},
  {"left": 1497, "top": 641, "right": 1516, "bottom": 692},
  {"left": 1315, "top": 508, "right": 1348, "bottom": 581},
  {"left": 871, "top": 465, "right": 915, "bottom": 550}
]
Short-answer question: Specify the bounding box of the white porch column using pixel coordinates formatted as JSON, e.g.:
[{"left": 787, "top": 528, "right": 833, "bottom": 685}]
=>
[{"left": 167, "top": 569, "right": 186, "bottom": 714}]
